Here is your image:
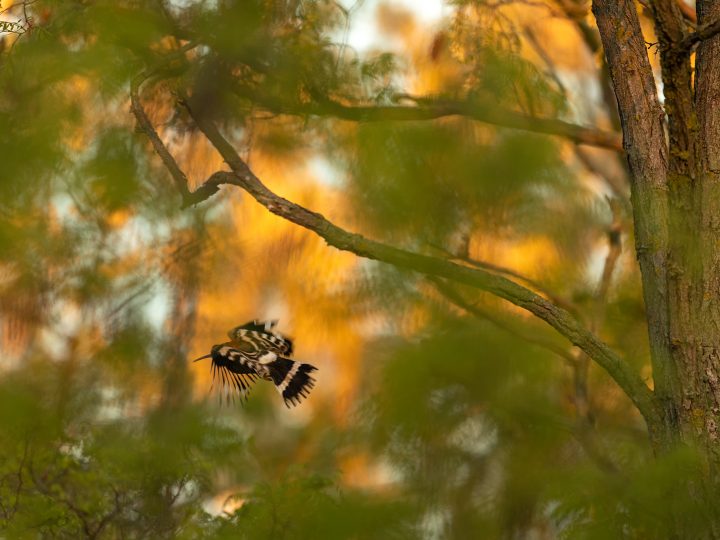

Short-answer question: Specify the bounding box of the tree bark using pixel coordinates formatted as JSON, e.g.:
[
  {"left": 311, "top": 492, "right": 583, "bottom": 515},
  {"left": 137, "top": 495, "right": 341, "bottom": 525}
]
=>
[
  {"left": 591, "top": 0, "right": 676, "bottom": 446},
  {"left": 592, "top": 2, "right": 720, "bottom": 536},
  {"left": 595, "top": 2, "right": 720, "bottom": 534},
  {"left": 669, "top": 0, "right": 720, "bottom": 471}
]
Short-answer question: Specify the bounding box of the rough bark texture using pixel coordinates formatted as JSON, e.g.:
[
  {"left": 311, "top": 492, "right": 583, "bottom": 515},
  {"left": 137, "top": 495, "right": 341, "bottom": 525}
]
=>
[
  {"left": 577, "top": 4, "right": 720, "bottom": 536},
  {"left": 591, "top": 0, "right": 674, "bottom": 444},
  {"left": 598, "top": 0, "right": 720, "bottom": 506},
  {"left": 652, "top": 0, "right": 720, "bottom": 479},
  {"left": 651, "top": 0, "right": 705, "bottom": 457},
  {"left": 678, "top": 0, "right": 720, "bottom": 470}
]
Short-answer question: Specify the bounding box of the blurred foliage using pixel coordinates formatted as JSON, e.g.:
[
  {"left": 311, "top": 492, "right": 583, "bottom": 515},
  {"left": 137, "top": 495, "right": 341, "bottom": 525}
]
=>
[{"left": 0, "top": 0, "right": 713, "bottom": 538}]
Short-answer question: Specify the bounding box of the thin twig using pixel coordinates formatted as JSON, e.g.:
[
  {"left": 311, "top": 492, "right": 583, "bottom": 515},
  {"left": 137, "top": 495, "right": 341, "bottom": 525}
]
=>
[
  {"left": 523, "top": 25, "right": 567, "bottom": 97},
  {"left": 678, "top": 14, "right": 720, "bottom": 52},
  {"left": 429, "top": 241, "right": 581, "bottom": 319},
  {"left": 431, "top": 277, "right": 577, "bottom": 365},
  {"left": 574, "top": 145, "right": 630, "bottom": 204},
  {"left": 230, "top": 84, "right": 624, "bottom": 151},
  {"left": 433, "top": 277, "right": 621, "bottom": 473},
  {"left": 130, "top": 42, "right": 225, "bottom": 208},
  {"left": 571, "top": 197, "right": 623, "bottom": 436}
]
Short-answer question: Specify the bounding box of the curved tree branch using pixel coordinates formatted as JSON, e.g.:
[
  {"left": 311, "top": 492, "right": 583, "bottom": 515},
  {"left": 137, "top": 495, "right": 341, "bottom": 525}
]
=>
[
  {"left": 157, "top": 3, "right": 623, "bottom": 152},
  {"left": 329, "top": 100, "right": 623, "bottom": 151},
  {"left": 230, "top": 86, "right": 624, "bottom": 152},
  {"left": 129, "top": 43, "right": 225, "bottom": 208},
  {"left": 160, "top": 95, "right": 658, "bottom": 423},
  {"left": 678, "top": 15, "right": 720, "bottom": 51},
  {"left": 131, "top": 75, "right": 193, "bottom": 203}
]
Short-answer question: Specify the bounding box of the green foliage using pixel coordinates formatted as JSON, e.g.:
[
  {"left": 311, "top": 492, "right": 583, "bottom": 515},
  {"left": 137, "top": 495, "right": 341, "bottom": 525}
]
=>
[
  {"left": 0, "top": 0, "right": 710, "bottom": 539},
  {"left": 213, "top": 473, "right": 415, "bottom": 539},
  {"left": 84, "top": 128, "right": 145, "bottom": 211},
  {"left": 346, "top": 122, "right": 570, "bottom": 244}
]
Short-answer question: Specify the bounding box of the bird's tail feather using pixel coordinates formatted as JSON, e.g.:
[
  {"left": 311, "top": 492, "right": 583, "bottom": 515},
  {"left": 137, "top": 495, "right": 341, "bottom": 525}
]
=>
[{"left": 266, "top": 357, "right": 317, "bottom": 407}]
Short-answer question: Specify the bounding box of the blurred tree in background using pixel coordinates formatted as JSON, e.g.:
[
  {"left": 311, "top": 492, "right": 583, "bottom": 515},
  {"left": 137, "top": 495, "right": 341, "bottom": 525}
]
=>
[{"left": 0, "top": 0, "right": 718, "bottom": 538}]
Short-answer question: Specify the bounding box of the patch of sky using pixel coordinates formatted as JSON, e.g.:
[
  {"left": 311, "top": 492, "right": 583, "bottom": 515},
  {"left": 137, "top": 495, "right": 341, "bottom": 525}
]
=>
[
  {"left": 168, "top": 0, "right": 218, "bottom": 11},
  {"left": 307, "top": 154, "right": 345, "bottom": 187},
  {"left": 144, "top": 282, "right": 172, "bottom": 332},
  {"left": 337, "top": 0, "right": 446, "bottom": 53}
]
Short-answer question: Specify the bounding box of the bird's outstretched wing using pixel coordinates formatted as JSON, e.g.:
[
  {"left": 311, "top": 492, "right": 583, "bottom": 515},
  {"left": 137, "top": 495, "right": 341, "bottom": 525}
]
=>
[
  {"left": 227, "top": 319, "right": 294, "bottom": 356},
  {"left": 209, "top": 344, "right": 261, "bottom": 403},
  {"left": 210, "top": 343, "right": 316, "bottom": 407}
]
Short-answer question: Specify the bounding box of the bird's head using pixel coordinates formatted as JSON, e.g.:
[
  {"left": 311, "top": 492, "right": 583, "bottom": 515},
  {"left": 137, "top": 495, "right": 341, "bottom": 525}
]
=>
[{"left": 192, "top": 343, "right": 227, "bottom": 362}]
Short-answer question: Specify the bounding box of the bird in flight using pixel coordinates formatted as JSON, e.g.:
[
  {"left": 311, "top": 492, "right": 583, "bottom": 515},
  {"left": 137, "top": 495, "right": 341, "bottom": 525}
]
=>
[{"left": 192, "top": 320, "right": 317, "bottom": 407}]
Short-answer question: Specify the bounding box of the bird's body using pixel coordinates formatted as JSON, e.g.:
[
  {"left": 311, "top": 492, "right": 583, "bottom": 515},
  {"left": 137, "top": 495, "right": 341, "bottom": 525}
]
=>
[{"left": 193, "top": 320, "right": 317, "bottom": 407}]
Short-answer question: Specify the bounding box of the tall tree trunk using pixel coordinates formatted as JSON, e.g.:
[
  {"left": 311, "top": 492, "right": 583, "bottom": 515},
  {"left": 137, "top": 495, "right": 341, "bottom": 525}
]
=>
[
  {"left": 597, "top": 0, "right": 720, "bottom": 533},
  {"left": 669, "top": 0, "right": 720, "bottom": 471},
  {"left": 591, "top": 0, "right": 676, "bottom": 446},
  {"left": 645, "top": 0, "right": 720, "bottom": 477}
]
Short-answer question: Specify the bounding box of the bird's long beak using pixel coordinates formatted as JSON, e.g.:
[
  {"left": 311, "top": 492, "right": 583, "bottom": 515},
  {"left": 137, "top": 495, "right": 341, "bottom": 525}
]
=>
[{"left": 192, "top": 353, "right": 212, "bottom": 363}]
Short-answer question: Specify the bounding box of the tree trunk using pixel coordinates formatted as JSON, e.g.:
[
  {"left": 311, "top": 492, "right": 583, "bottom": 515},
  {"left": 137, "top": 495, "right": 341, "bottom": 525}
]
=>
[
  {"left": 592, "top": 0, "right": 678, "bottom": 445},
  {"left": 596, "top": 0, "right": 720, "bottom": 533},
  {"left": 640, "top": 0, "right": 720, "bottom": 473},
  {"left": 663, "top": 0, "right": 720, "bottom": 471}
]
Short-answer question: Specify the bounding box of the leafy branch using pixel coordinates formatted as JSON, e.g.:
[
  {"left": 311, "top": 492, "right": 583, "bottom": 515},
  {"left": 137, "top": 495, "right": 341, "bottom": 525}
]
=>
[
  {"left": 229, "top": 85, "right": 624, "bottom": 152},
  {"left": 129, "top": 67, "right": 657, "bottom": 423}
]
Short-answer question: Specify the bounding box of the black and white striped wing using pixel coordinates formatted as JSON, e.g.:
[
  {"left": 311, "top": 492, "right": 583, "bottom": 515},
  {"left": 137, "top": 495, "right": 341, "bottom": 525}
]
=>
[
  {"left": 209, "top": 342, "right": 317, "bottom": 407},
  {"left": 210, "top": 344, "right": 266, "bottom": 402},
  {"left": 226, "top": 321, "right": 315, "bottom": 406},
  {"left": 227, "top": 320, "right": 294, "bottom": 356},
  {"left": 263, "top": 357, "right": 318, "bottom": 408}
]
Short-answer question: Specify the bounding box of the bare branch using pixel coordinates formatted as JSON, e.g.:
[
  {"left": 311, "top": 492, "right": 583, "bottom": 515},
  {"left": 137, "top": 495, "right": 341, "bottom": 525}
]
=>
[
  {"left": 574, "top": 145, "right": 630, "bottom": 204},
  {"left": 572, "top": 199, "right": 624, "bottom": 426},
  {"left": 0, "top": 20, "right": 25, "bottom": 34},
  {"left": 178, "top": 98, "right": 658, "bottom": 423},
  {"left": 435, "top": 272, "right": 620, "bottom": 472},
  {"left": 130, "top": 77, "right": 192, "bottom": 202},
  {"left": 231, "top": 85, "right": 623, "bottom": 151},
  {"left": 556, "top": 0, "right": 624, "bottom": 136},
  {"left": 678, "top": 16, "right": 720, "bottom": 51},
  {"left": 523, "top": 25, "right": 567, "bottom": 96},
  {"left": 596, "top": 199, "right": 623, "bottom": 307},
  {"left": 322, "top": 99, "right": 626, "bottom": 151},
  {"left": 130, "top": 46, "right": 231, "bottom": 208}
]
